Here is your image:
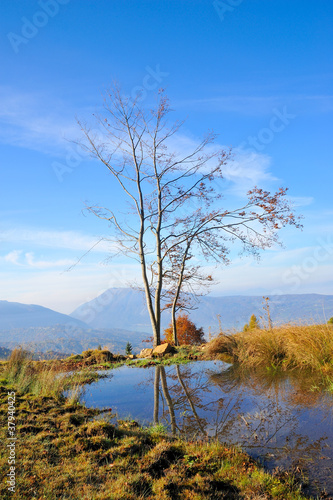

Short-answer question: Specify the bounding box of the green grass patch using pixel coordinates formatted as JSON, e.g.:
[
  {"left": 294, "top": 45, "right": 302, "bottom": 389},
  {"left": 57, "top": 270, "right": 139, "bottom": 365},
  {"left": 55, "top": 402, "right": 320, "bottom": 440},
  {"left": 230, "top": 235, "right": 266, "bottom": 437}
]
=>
[{"left": 0, "top": 348, "right": 309, "bottom": 499}]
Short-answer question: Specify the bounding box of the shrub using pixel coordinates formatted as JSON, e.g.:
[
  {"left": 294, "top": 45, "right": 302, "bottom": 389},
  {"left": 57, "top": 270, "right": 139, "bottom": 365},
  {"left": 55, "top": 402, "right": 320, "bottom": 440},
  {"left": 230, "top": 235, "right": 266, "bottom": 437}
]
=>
[
  {"left": 163, "top": 314, "right": 205, "bottom": 345},
  {"left": 243, "top": 314, "right": 260, "bottom": 332}
]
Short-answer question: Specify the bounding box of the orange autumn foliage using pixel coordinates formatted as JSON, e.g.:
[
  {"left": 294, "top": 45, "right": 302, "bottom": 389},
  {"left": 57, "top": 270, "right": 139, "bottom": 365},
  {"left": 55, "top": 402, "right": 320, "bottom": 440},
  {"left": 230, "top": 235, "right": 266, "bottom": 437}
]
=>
[{"left": 163, "top": 314, "right": 205, "bottom": 346}]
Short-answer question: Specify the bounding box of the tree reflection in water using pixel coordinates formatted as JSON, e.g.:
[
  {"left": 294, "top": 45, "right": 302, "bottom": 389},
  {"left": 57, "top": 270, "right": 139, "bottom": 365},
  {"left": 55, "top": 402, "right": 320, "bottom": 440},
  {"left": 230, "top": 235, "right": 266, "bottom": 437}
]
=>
[
  {"left": 151, "top": 365, "right": 242, "bottom": 439},
  {"left": 149, "top": 362, "right": 333, "bottom": 497}
]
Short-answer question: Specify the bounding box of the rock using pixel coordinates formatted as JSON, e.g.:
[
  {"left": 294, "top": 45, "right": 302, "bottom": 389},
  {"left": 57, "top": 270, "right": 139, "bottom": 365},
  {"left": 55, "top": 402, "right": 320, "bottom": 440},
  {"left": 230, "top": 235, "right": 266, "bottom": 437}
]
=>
[
  {"left": 127, "top": 354, "right": 136, "bottom": 359},
  {"left": 139, "top": 348, "right": 154, "bottom": 358},
  {"left": 152, "top": 343, "right": 173, "bottom": 357}
]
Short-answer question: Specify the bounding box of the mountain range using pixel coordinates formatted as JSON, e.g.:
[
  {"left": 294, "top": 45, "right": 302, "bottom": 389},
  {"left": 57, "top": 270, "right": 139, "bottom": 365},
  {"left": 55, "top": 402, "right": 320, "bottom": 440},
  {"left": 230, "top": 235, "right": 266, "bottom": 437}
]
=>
[
  {"left": 1, "top": 290, "right": 333, "bottom": 356},
  {"left": 71, "top": 288, "right": 333, "bottom": 332},
  {"left": 0, "top": 300, "right": 87, "bottom": 330},
  {"left": 0, "top": 299, "right": 148, "bottom": 355}
]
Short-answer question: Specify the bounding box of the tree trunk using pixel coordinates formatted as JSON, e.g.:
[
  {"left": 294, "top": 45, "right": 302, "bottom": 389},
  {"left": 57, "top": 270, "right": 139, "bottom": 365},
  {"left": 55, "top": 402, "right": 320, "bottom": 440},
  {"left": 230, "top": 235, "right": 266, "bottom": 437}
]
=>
[
  {"left": 160, "top": 366, "right": 176, "bottom": 435},
  {"left": 171, "top": 300, "right": 178, "bottom": 346},
  {"left": 153, "top": 366, "right": 160, "bottom": 424},
  {"left": 176, "top": 365, "right": 207, "bottom": 437},
  {"left": 171, "top": 242, "right": 190, "bottom": 345}
]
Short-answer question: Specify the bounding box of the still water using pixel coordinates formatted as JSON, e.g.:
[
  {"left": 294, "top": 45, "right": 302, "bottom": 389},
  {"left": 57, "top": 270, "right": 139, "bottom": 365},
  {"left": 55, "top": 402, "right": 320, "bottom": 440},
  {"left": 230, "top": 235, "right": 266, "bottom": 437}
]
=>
[{"left": 81, "top": 360, "right": 333, "bottom": 497}]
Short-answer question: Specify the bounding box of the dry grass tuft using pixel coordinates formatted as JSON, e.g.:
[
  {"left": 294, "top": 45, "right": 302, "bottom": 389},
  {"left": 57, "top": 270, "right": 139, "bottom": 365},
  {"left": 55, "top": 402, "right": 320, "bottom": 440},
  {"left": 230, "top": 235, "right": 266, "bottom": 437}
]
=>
[
  {"left": 206, "top": 323, "right": 333, "bottom": 373},
  {"left": 2, "top": 348, "right": 99, "bottom": 399},
  {"left": 3, "top": 348, "right": 63, "bottom": 397}
]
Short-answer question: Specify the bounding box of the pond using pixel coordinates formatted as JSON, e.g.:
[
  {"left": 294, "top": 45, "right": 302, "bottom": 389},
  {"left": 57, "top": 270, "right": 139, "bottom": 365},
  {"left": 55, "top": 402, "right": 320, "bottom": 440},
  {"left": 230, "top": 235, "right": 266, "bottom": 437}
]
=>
[{"left": 81, "top": 360, "right": 333, "bottom": 497}]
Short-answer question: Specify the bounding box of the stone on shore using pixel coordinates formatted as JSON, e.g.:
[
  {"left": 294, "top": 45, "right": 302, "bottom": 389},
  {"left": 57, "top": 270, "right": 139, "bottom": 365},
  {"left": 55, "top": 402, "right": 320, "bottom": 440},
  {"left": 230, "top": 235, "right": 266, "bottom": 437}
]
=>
[
  {"left": 139, "top": 348, "right": 154, "bottom": 358},
  {"left": 152, "top": 343, "right": 173, "bottom": 356}
]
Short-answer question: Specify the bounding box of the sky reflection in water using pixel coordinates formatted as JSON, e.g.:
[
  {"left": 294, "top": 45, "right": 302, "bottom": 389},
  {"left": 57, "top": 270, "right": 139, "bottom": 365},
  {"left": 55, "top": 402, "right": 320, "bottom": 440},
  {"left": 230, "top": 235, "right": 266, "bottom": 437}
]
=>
[{"left": 82, "top": 361, "right": 333, "bottom": 497}]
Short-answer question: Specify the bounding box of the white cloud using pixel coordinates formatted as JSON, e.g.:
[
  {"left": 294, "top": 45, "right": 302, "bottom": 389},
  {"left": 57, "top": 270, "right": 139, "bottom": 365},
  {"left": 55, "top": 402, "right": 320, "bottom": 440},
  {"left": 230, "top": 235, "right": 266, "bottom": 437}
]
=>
[
  {"left": 24, "top": 252, "right": 73, "bottom": 269},
  {"left": 165, "top": 133, "right": 277, "bottom": 196},
  {"left": 0, "top": 86, "right": 81, "bottom": 155},
  {"left": 205, "top": 241, "right": 333, "bottom": 297},
  {"left": 222, "top": 148, "right": 277, "bottom": 194},
  {"left": 1, "top": 227, "right": 115, "bottom": 253},
  {"left": 207, "top": 261, "right": 333, "bottom": 297},
  {"left": 2, "top": 252, "right": 331, "bottom": 315},
  {"left": 0, "top": 87, "right": 278, "bottom": 199},
  {"left": 1, "top": 250, "right": 74, "bottom": 269},
  {"left": 0, "top": 261, "right": 140, "bottom": 313},
  {"left": 3, "top": 250, "right": 23, "bottom": 265}
]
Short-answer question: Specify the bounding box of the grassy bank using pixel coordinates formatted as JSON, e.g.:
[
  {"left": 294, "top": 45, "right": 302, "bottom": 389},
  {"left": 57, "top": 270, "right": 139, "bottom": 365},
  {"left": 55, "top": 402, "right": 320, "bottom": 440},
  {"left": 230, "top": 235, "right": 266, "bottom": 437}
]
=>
[
  {"left": 206, "top": 323, "right": 333, "bottom": 377},
  {"left": 0, "top": 349, "right": 308, "bottom": 499},
  {"left": 0, "top": 348, "right": 100, "bottom": 399},
  {"left": 57, "top": 346, "right": 205, "bottom": 371}
]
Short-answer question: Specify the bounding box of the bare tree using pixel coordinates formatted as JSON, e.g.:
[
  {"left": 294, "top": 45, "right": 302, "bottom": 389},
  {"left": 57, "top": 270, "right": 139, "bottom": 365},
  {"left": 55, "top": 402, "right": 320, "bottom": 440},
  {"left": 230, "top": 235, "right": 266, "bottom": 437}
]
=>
[
  {"left": 162, "top": 186, "right": 302, "bottom": 344},
  {"left": 77, "top": 85, "right": 301, "bottom": 347}
]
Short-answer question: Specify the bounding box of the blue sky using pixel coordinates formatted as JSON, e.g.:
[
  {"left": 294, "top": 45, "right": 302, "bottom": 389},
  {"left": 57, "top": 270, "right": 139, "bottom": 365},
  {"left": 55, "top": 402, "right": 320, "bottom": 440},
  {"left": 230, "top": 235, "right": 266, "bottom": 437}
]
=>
[{"left": 1, "top": 0, "right": 332, "bottom": 313}]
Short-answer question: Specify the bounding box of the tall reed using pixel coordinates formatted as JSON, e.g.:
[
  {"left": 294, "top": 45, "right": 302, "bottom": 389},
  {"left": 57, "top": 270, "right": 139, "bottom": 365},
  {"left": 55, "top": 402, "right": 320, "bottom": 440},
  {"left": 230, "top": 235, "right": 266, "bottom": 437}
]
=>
[{"left": 3, "top": 348, "right": 74, "bottom": 398}]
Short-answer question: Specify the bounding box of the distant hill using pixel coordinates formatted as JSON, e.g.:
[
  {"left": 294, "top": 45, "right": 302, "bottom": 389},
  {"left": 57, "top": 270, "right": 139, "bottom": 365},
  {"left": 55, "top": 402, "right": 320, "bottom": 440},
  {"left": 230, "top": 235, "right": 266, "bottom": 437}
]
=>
[
  {"left": 0, "top": 300, "right": 88, "bottom": 330},
  {"left": 1, "top": 292, "right": 333, "bottom": 355},
  {"left": 0, "top": 324, "right": 149, "bottom": 355},
  {"left": 71, "top": 288, "right": 333, "bottom": 333},
  {"left": 71, "top": 288, "right": 152, "bottom": 331},
  {"left": 0, "top": 300, "right": 149, "bottom": 354}
]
